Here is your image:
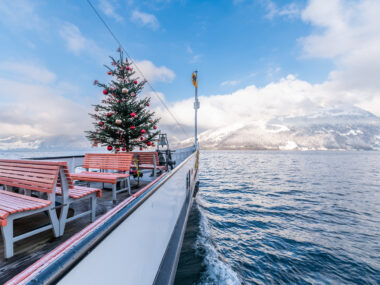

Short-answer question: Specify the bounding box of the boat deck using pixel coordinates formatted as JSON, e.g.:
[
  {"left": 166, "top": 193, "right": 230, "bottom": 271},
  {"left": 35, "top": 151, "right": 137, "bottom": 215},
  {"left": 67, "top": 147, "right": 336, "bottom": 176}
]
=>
[{"left": 0, "top": 177, "right": 151, "bottom": 284}]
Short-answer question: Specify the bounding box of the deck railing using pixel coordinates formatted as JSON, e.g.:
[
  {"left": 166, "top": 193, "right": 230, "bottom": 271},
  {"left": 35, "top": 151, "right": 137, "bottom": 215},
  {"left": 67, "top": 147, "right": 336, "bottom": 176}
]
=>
[
  {"left": 171, "top": 145, "right": 197, "bottom": 166},
  {"left": 26, "top": 145, "right": 197, "bottom": 172}
]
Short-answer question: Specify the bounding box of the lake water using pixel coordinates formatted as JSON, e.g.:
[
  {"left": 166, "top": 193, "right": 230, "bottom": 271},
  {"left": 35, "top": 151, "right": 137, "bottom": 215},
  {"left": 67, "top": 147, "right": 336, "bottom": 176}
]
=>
[{"left": 175, "top": 150, "right": 380, "bottom": 284}]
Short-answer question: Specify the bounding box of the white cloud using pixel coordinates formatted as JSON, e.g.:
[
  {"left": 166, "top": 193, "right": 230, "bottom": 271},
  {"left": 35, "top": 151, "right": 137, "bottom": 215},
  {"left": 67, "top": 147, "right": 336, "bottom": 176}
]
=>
[
  {"left": 98, "top": 0, "right": 123, "bottom": 22},
  {"left": 142, "top": 90, "right": 166, "bottom": 108},
  {"left": 156, "top": 75, "right": 322, "bottom": 131},
  {"left": 59, "top": 23, "right": 87, "bottom": 55},
  {"left": 261, "top": 0, "right": 301, "bottom": 19},
  {"left": 132, "top": 10, "right": 159, "bottom": 30},
  {"left": 153, "top": 75, "right": 379, "bottom": 146},
  {"left": 59, "top": 22, "right": 106, "bottom": 61},
  {"left": 0, "top": 62, "right": 92, "bottom": 150},
  {"left": 0, "top": 0, "right": 46, "bottom": 31},
  {"left": 186, "top": 45, "right": 193, "bottom": 54},
  {"left": 221, "top": 80, "right": 240, "bottom": 87},
  {"left": 133, "top": 60, "right": 175, "bottom": 83},
  {"left": 185, "top": 44, "right": 202, "bottom": 63},
  {"left": 300, "top": 0, "right": 380, "bottom": 115},
  {"left": 277, "top": 3, "right": 301, "bottom": 18},
  {"left": 0, "top": 62, "right": 56, "bottom": 84}
]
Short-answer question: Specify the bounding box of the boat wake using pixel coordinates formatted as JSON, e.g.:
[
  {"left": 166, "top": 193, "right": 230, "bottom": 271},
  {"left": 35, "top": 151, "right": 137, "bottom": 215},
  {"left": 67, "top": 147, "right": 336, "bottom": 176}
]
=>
[{"left": 195, "top": 202, "right": 241, "bottom": 285}]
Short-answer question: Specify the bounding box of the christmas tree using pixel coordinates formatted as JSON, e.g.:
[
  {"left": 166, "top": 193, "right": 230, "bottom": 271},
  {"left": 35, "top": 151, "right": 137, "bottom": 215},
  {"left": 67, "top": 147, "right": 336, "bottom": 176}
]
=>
[{"left": 86, "top": 49, "right": 160, "bottom": 152}]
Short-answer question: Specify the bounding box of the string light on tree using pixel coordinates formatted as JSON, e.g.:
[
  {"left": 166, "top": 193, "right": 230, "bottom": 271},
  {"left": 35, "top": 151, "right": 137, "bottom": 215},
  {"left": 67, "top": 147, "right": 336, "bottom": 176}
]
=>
[{"left": 86, "top": 49, "right": 160, "bottom": 152}]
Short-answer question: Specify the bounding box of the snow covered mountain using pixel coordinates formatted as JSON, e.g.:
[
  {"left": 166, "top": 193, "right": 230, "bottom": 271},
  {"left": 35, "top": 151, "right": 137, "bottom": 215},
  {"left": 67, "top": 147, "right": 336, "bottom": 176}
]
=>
[{"left": 186, "top": 107, "right": 380, "bottom": 150}]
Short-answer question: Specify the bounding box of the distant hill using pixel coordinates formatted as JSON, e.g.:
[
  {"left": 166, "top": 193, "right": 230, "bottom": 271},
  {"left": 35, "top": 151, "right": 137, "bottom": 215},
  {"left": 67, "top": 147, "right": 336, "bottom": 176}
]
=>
[{"left": 182, "top": 106, "right": 380, "bottom": 150}]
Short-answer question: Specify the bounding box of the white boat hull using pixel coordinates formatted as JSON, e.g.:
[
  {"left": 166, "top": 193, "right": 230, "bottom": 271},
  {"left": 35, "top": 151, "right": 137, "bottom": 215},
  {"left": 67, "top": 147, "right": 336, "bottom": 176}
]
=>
[
  {"left": 59, "top": 151, "right": 198, "bottom": 285},
  {"left": 5, "top": 148, "right": 199, "bottom": 285}
]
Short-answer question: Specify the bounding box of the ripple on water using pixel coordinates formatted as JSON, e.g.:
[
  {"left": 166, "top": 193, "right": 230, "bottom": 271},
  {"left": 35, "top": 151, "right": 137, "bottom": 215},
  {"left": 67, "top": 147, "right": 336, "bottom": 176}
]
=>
[{"left": 175, "top": 151, "right": 380, "bottom": 284}]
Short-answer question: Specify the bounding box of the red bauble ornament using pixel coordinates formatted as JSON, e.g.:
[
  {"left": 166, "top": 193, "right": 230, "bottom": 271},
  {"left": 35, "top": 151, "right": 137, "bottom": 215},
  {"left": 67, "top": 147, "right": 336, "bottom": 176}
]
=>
[
  {"left": 140, "top": 136, "right": 144, "bottom": 141},
  {"left": 141, "top": 129, "right": 146, "bottom": 134},
  {"left": 133, "top": 80, "right": 138, "bottom": 84},
  {"left": 99, "top": 121, "right": 104, "bottom": 126},
  {"left": 146, "top": 102, "right": 150, "bottom": 107},
  {"left": 130, "top": 112, "right": 136, "bottom": 117},
  {"left": 107, "top": 145, "right": 113, "bottom": 151},
  {"left": 106, "top": 113, "right": 111, "bottom": 117},
  {"left": 107, "top": 71, "right": 112, "bottom": 75},
  {"left": 147, "top": 141, "right": 152, "bottom": 146},
  {"left": 103, "top": 89, "right": 108, "bottom": 95},
  {"left": 130, "top": 126, "right": 135, "bottom": 130},
  {"left": 115, "top": 148, "right": 120, "bottom": 152},
  {"left": 153, "top": 125, "right": 157, "bottom": 129},
  {"left": 139, "top": 147, "right": 143, "bottom": 151},
  {"left": 122, "top": 148, "right": 126, "bottom": 152},
  {"left": 126, "top": 66, "right": 130, "bottom": 70}
]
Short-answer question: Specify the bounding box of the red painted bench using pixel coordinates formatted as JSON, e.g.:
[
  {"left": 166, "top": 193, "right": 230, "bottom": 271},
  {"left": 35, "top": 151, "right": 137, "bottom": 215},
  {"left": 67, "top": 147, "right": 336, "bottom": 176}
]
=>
[
  {"left": 0, "top": 160, "right": 61, "bottom": 259},
  {"left": 130, "top": 152, "right": 166, "bottom": 176},
  {"left": 70, "top": 153, "right": 133, "bottom": 202},
  {"left": 55, "top": 162, "right": 101, "bottom": 234},
  {"left": 0, "top": 159, "right": 100, "bottom": 258}
]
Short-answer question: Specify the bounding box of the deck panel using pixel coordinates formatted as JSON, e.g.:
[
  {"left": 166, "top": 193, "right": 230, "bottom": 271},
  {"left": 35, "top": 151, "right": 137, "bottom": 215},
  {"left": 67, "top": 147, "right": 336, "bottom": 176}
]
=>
[{"left": 0, "top": 180, "right": 147, "bottom": 284}]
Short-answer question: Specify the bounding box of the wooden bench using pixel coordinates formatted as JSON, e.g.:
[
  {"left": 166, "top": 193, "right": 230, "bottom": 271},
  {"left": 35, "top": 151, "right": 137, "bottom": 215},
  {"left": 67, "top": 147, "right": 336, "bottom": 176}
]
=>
[
  {"left": 130, "top": 152, "right": 167, "bottom": 176},
  {"left": 55, "top": 162, "right": 101, "bottom": 234},
  {"left": 70, "top": 153, "right": 133, "bottom": 203},
  {"left": 0, "top": 159, "right": 100, "bottom": 258}
]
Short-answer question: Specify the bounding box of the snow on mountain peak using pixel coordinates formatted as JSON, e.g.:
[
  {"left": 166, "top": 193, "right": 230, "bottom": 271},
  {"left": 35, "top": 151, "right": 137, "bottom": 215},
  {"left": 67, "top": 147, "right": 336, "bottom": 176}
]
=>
[{"left": 179, "top": 106, "right": 380, "bottom": 150}]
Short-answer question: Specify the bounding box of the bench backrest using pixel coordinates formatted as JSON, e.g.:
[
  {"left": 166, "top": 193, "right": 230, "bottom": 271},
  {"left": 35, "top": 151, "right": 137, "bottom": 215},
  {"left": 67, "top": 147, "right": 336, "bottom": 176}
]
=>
[
  {"left": 83, "top": 153, "right": 133, "bottom": 171},
  {"left": 130, "top": 152, "right": 158, "bottom": 165},
  {"left": 0, "top": 160, "right": 60, "bottom": 193},
  {"left": 56, "top": 161, "right": 75, "bottom": 189}
]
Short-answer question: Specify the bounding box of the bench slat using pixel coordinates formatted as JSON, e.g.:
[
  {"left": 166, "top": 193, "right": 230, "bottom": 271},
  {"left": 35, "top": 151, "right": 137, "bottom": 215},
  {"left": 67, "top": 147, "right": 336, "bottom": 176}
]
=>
[
  {"left": 71, "top": 172, "right": 129, "bottom": 184},
  {"left": 0, "top": 194, "right": 45, "bottom": 208},
  {"left": 0, "top": 177, "right": 56, "bottom": 193},
  {"left": 0, "top": 170, "right": 57, "bottom": 184},
  {"left": 0, "top": 194, "right": 51, "bottom": 210},
  {"left": 82, "top": 153, "right": 133, "bottom": 171},
  {"left": 0, "top": 209, "right": 9, "bottom": 219},
  {"left": 0, "top": 161, "right": 60, "bottom": 170},
  {"left": 0, "top": 190, "right": 52, "bottom": 216},
  {"left": 130, "top": 152, "right": 159, "bottom": 165},
  {"left": 57, "top": 164, "right": 75, "bottom": 189},
  {"left": 56, "top": 186, "right": 102, "bottom": 199},
  {"left": 0, "top": 160, "right": 60, "bottom": 194}
]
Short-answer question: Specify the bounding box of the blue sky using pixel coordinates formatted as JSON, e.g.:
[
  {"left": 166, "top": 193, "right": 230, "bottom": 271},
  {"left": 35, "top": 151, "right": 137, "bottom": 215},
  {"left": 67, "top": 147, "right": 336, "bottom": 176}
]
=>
[
  {"left": 0, "top": 0, "right": 379, "bottom": 149},
  {"left": 0, "top": 0, "right": 330, "bottom": 99}
]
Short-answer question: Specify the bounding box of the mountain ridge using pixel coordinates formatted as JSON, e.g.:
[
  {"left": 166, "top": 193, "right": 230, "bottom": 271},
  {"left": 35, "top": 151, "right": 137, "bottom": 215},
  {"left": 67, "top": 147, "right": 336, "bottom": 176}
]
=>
[{"left": 181, "top": 106, "right": 380, "bottom": 150}]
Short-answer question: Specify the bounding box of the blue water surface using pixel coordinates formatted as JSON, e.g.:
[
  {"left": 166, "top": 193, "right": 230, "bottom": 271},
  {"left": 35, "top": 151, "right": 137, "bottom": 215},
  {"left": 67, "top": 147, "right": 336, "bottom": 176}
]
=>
[{"left": 175, "top": 150, "right": 380, "bottom": 285}]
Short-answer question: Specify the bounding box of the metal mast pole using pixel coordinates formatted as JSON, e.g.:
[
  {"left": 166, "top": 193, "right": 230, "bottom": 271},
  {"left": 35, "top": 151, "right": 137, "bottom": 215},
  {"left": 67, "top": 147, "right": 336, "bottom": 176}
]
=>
[{"left": 193, "top": 70, "right": 200, "bottom": 147}]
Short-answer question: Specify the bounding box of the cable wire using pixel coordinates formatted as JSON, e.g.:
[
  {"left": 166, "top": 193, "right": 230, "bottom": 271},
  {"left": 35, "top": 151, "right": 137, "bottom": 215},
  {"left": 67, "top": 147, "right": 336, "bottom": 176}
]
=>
[{"left": 86, "top": 0, "right": 191, "bottom": 138}]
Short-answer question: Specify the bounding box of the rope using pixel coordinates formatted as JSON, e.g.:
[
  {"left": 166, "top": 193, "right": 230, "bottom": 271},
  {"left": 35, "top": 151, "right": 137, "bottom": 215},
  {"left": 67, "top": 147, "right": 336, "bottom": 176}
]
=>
[{"left": 86, "top": 0, "right": 191, "bottom": 138}]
